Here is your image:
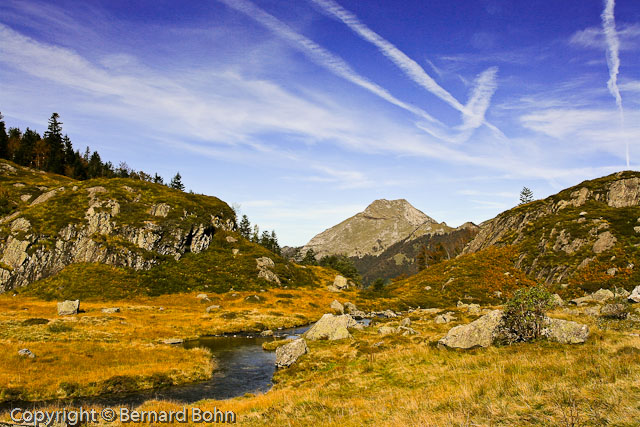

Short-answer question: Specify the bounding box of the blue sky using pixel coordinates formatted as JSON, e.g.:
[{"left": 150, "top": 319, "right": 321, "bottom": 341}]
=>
[{"left": 1, "top": 0, "right": 639, "bottom": 246}]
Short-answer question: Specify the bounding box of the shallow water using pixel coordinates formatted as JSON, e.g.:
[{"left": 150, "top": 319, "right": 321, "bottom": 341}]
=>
[{"left": 1, "top": 324, "right": 312, "bottom": 411}]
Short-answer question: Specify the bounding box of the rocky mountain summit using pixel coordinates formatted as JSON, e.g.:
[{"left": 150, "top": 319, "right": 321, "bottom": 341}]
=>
[
  {"left": 302, "top": 199, "right": 452, "bottom": 259},
  {"left": 0, "top": 160, "right": 236, "bottom": 292}
]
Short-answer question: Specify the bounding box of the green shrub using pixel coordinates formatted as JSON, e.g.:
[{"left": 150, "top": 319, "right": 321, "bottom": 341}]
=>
[{"left": 501, "top": 286, "right": 553, "bottom": 343}]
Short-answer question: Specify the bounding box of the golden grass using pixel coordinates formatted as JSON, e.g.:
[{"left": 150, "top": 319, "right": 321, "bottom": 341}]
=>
[
  {"left": 0, "top": 286, "right": 357, "bottom": 402},
  {"left": 1, "top": 290, "right": 638, "bottom": 426}
]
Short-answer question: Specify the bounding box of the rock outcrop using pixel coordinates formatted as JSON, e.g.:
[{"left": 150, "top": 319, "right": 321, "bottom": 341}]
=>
[
  {"left": 275, "top": 338, "right": 308, "bottom": 368},
  {"left": 462, "top": 171, "right": 640, "bottom": 285},
  {"left": 256, "top": 257, "right": 280, "bottom": 285},
  {"left": 629, "top": 286, "right": 640, "bottom": 303},
  {"left": 0, "top": 169, "right": 236, "bottom": 293}
]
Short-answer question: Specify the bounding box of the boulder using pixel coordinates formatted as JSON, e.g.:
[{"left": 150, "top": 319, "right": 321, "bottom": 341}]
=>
[
  {"left": 400, "top": 317, "right": 411, "bottom": 327},
  {"left": 438, "top": 310, "right": 504, "bottom": 349},
  {"left": 260, "top": 329, "right": 274, "bottom": 337},
  {"left": 232, "top": 249, "right": 239, "bottom": 256},
  {"left": 205, "top": 305, "right": 221, "bottom": 313},
  {"left": 329, "top": 325, "right": 351, "bottom": 340},
  {"left": 256, "top": 257, "right": 275, "bottom": 269},
  {"left": 275, "top": 338, "right": 308, "bottom": 368},
  {"left": 591, "top": 288, "right": 614, "bottom": 303},
  {"left": 382, "top": 309, "right": 398, "bottom": 318},
  {"left": 226, "top": 236, "right": 238, "bottom": 243},
  {"left": 330, "top": 300, "right": 344, "bottom": 314},
  {"left": 304, "top": 314, "right": 356, "bottom": 341},
  {"left": 343, "top": 302, "right": 358, "bottom": 314},
  {"left": 629, "top": 286, "right": 640, "bottom": 303},
  {"left": 333, "top": 275, "right": 349, "bottom": 290},
  {"left": 18, "top": 348, "right": 35, "bottom": 359},
  {"left": 196, "top": 293, "right": 210, "bottom": 301},
  {"left": 434, "top": 312, "right": 456, "bottom": 324},
  {"left": 542, "top": 318, "right": 589, "bottom": 344},
  {"left": 258, "top": 269, "right": 281, "bottom": 284},
  {"left": 600, "top": 303, "right": 628, "bottom": 319},
  {"left": 57, "top": 300, "right": 80, "bottom": 316},
  {"left": 101, "top": 307, "right": 120, "bottom": 314}
]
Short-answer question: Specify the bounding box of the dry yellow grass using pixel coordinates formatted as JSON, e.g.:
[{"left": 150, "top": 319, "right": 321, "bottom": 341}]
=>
[
  {"left": 0, "top": 286, "right": 357, "bottom": 402},
  {"left": 1, "top": 291, "right": 638, "bottom": 426}
]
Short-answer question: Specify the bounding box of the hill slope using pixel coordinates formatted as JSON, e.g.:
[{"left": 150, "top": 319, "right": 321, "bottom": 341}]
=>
[
  {"left": 462, "top": 170, "right": 640, "bottom": 290},
  {"left": 353, "top": 224, "right": 478, "bottom": 284},
  {"left": 302, "top": 199, "right": 453, "bottom": 259},
  {"left": 0, "top": 160, "right": 319, "bottom": 297}
]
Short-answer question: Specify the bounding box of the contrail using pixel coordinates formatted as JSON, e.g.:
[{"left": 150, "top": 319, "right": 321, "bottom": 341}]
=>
[
  {"left": 216, "top": 0, "right": 441, "bottom": 124},
  {"left": 309, "top": 0, "right": 501, "bottom": 136},
  {"left": 601, "top": 0, "right": 628, "bottom": 167}
]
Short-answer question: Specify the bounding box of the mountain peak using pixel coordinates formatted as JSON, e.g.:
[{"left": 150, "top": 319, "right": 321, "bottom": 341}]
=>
[{"left": 303, "top": 199, "right": 449, "bottom": 258}]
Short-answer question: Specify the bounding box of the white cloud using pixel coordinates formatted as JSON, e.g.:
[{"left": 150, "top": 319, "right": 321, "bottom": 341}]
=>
[
  {"left": 570, "top": 23, "right": 640, "bottom": 51},
  {"left": 216, "top": 0, "right": 441, "bottom": 125},
  {"left": 309, "top": 0, "right": 501, "bottom": 140}
]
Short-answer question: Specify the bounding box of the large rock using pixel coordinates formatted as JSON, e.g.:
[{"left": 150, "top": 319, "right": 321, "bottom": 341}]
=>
[
  {"left": 304, "top": 313, "right": 356, "bottom": 341},
  {"left": 275, "top": 338, "right": 308, "bottom": 368},
  {"left": 18, "top": 348, "right": 35, "bottom": 359},
  {"left": 256, "top": 257, "right": 280, "bottom": 285},
  {"left": 256, "top": 257, "right": 275, "bottom": 269},
  {"left": 629, "top": 286, "right": 640, "bottom": 303},
  {"left": 591, "top": 288, "right": 614, "bottom": 303},
  {"left": 542, "top": 318, "right": 589, "bottom": 344},
  {"left": 600, "top": 303, "right": 628, "bottom": 319},
  {"left": 57, "top": 300, "right": 80, "bottom": 316},
  {"left": 333, "top": 275, "right": 349, "bottom": 290},
  {"left": 330, "top": 300, "right": 344, "bottom": 314},
  {"left": 438, "top": 310, "right": 504, "bottom": 349}
]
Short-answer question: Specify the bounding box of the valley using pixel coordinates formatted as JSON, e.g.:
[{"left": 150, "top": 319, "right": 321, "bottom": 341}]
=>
[{"left": 1, "top": 158, "right": 639, "bottom": 425}]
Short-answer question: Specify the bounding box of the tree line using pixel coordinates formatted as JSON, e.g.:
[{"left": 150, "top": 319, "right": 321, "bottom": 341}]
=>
[
  {"left": 0, "top": 112, "right": 184, "bottom": 190},
  {"left": 236, "top": 214, "right": 282, "bottom": 255}
]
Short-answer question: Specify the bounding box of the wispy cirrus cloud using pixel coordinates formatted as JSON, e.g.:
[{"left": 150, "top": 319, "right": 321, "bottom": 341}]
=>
[
  {"left": 570, "top": 23, "right": 640, "bottom": 50},
  {"left": 308, "top": 0, "right": 501, "bottom": 139},
  {"left": 215, "top": 0, "right": 441, "bottom": 125}
]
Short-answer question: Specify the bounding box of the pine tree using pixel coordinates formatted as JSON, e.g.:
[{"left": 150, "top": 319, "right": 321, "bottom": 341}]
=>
[
  {"left": 0, "top": 113, "right": 8, "bottom": 159},
  {"left": 270, "top": 230, "right": 281, "bottom": 255},
  {"left": 238, "top": 215, "right": 251, "bottom": 239},
  {"left": 251, "top": 224, "right": 260, "bottom": 243},
  {"left": 88, "top": 151, "right": 103, "bottom": 178},
  {"left": 153, "top": 173, "right": 164, "bottom": 185},
  {"left": 169, "top": 172, "right": 185, "bottom": 191},
  {"left": 519, "top": 187, "right": 533, "bottom": 205},
  {"left": 15, "top": 128, "right": 39, "bottom": 166},
  {"left": 44, "top": 113, "right": 65, "bottom": 174}
]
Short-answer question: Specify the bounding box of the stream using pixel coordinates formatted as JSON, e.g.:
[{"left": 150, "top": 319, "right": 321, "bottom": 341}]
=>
[{"left": 3, "top": 319, "right": 371, "bottom": 411}]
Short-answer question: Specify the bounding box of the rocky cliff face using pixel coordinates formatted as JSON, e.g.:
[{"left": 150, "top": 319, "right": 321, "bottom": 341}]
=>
[
  {"left": 302, "top": 199, "right": 453, "bottom": 259},
  {"left": 0, "top": 161, "right": 235, "bottom": 292},
  {"left": 463, "top": 171, "right": 640, "bottom": 285}
]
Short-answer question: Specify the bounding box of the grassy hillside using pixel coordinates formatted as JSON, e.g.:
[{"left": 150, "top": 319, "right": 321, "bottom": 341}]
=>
[
  {"left": 1, "top": 159, "right": 327, "bottom": 298},
  {"left": 385, "top": 246, "right": 537, "bottom": 308},
  {"left": 21, "top": 230, "right": 320, "bottom": 300}
]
